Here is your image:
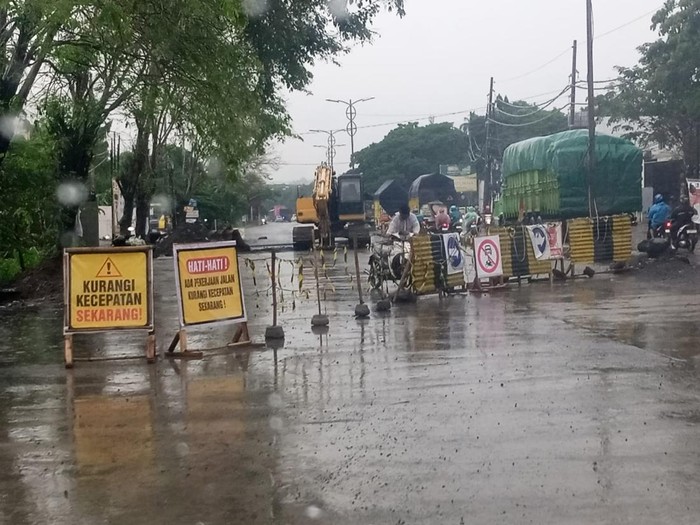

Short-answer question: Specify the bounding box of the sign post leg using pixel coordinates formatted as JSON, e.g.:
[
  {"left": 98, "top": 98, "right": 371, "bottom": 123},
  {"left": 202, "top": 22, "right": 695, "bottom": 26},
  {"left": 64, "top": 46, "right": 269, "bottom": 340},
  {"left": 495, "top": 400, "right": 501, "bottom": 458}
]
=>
[
  {"left": 167, "top": 329, "right": 188, "bottom": 353},
  {"left": 178, "top": 329, "right": 188, "bottom": 353},
  {"left": 64, "top": 334, "right": 74, "bottom": 369},
  {"left": 229, "top": 322, "right": 252, "bottom": 347},
  {"left": 146, "top": 332, "right": 156, "bottom": 363},
  {"left": 167, "top": 331, "right": 180, "bottom": 353}
]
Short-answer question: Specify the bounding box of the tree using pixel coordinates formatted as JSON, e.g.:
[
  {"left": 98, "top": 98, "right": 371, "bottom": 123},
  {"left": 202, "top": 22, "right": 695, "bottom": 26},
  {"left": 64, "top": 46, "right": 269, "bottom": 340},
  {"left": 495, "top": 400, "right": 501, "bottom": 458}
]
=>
[
  {"left": 0, "top": 0, "right": 75, "bottom": 163},
  {"left": 0, "top": 125, "right": 58, "bottom": 268},
  {"left": 115, "top": 0, "right": 407, "bottom": 235},
  {"left": 0, "top": 0, "right": 406, "bottom": 260},
  {"left": 598, "top": 0, "right": 700, "bottom": 177},
  {"left": 352, "top": 122, "right": 469, "bottom": 193}
]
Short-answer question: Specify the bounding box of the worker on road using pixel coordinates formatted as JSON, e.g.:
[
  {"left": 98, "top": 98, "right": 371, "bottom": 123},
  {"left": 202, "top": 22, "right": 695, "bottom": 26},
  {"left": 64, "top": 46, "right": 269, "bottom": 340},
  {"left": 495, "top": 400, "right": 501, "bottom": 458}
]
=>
[{"left": 387, "top": 204, "right": 420, "bottom": 237}]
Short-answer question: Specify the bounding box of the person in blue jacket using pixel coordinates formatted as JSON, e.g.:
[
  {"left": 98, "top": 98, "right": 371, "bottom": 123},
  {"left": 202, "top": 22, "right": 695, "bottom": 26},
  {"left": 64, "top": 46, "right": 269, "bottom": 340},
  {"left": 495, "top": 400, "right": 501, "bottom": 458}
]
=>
[{"left": 647, "top": 193, "right": 671, "bottom": 238}]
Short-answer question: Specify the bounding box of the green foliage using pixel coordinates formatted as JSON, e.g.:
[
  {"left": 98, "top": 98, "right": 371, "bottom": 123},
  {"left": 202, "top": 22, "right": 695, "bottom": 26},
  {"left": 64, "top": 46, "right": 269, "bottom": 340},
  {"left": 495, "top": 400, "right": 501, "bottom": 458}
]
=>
[
  {"left": 42, "top": 97, "right": 104, "bottom": 182},
  {"left": 0, "top": 0, "right": 406, "bottom": 258},
  {"left": 0, "top": 127, "right": 59, "bottom": 270},
  {"left": 0, "top": 257, "right": 21, "bottom": 284},
  {"left": 598, "top": 0, "right": 700, "bottom": 176},
  {"left": 353, "top": 123, "right": 469, "bottom": 193},
  {"left": 0, "top": 248, "right": 42, "bottom": 284}
]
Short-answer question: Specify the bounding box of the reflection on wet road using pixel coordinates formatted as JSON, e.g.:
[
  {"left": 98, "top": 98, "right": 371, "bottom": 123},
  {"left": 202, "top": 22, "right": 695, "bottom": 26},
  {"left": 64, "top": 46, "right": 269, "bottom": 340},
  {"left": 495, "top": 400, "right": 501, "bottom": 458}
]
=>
[{"left": 1, "top": 236, "right": 700, "bottom": 523}]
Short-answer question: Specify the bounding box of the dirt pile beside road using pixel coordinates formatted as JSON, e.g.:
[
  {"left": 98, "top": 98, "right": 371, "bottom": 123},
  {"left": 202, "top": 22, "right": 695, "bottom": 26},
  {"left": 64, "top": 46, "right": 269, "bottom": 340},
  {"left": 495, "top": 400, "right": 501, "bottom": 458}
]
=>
[
  {"left": 154, "top": 223, "right": 250, "bottom": 257},
  {"left": 627, "top": 253, "right": 696, "bottom": 283},
  {"left": 2, "top": 256, "right": 63, "bottom": 306}
]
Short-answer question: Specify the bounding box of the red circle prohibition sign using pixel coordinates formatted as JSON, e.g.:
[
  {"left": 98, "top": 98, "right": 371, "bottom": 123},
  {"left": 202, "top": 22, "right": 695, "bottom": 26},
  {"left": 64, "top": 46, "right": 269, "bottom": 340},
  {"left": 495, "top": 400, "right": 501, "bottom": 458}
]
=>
[{"left": 477, "top": 239, "right": 500, "bottom": 274}]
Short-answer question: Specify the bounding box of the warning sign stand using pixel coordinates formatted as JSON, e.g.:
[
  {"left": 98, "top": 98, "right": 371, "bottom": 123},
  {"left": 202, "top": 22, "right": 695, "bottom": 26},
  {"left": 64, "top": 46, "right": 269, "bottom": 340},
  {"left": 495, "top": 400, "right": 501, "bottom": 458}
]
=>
[
  {"left": 63, "top": 246, "right": 155, "bottom": 368},
  {"left": 167, "top": 241, "right": 260, "bottom": 359},
  {"left": 470, "top": 235, "right": 506, "bottom": 292}
]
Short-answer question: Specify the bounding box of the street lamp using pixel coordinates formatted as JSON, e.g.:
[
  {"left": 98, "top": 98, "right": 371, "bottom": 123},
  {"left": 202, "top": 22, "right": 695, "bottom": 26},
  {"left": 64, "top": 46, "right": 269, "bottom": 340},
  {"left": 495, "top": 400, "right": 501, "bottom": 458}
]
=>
[
  {"left": 309, "top": 129, "right": 343, "bottom": 171},
  {"left": 313, "top": 143, "right": 345, "bottom": 168},
  {"left": 325, "top": 97, "right": 374, "bottom": 170}
]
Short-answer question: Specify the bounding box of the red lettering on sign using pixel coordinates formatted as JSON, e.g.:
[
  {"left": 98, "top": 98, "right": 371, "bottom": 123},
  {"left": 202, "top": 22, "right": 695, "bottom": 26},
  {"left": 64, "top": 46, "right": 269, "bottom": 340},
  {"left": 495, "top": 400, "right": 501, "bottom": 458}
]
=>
[
  {"left": 75, "top": 308, "right": 142, "bottom": 323},
  {"left": 186, "top": 256, "right": 230, "bottom": 274}
]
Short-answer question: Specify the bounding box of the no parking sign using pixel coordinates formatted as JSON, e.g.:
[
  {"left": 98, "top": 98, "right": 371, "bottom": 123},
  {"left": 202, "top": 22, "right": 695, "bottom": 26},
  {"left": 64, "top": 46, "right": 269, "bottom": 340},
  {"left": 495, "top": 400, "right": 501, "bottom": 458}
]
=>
[{"left": 474, "top": 235, "right": 503, "bottom": 279}]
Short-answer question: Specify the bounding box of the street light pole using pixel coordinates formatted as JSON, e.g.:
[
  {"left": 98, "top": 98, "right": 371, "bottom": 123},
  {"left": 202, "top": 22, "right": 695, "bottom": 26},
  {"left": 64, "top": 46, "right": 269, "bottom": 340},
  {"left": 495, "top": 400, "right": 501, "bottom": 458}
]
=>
[
  {"left": 309, "top": 129, "right": 343, "bottom": 172},
  {"left": 325, "top": 97, "right": 374, "bottom": 170},
  {"left": 314, "top": 142, "right": 346, "bottom": 168}
]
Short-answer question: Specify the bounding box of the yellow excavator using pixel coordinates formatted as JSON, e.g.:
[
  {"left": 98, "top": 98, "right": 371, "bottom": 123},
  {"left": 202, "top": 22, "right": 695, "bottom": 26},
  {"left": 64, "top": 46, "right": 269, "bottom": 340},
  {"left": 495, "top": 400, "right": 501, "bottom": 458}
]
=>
[{"left": 293, "top": 163, "right": 370, "bottom": 249}]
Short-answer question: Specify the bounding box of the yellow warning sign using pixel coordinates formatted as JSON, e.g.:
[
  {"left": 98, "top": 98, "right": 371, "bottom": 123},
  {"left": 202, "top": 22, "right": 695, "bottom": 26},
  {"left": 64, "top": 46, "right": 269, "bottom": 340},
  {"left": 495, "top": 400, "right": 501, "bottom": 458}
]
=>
[
  {"left": 173, "top": 242, "right": 246, "bottom": 326},
  {"left": 65, "top": 248, "right": 152, "bottom": 332},
  {"left": 96, "top": 257, "right": 122, "bottom": 278}
]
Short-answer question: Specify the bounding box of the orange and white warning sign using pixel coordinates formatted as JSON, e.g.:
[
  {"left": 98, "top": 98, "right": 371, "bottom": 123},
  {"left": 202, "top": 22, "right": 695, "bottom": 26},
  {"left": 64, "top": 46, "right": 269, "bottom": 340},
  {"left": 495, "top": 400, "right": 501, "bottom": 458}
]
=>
[
  {"left": 173, "top": 241, "right": 246, "bottom": 326},
  {"left": 64, "top": 247, "right": 153, "bottom": 332}
]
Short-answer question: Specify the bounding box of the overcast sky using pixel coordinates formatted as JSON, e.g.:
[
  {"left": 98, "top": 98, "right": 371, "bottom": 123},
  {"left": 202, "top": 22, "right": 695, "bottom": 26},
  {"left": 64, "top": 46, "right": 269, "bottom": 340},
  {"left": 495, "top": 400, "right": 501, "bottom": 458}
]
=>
[{"left": 269, "top": 0, "right": 665, "bottom": 184}]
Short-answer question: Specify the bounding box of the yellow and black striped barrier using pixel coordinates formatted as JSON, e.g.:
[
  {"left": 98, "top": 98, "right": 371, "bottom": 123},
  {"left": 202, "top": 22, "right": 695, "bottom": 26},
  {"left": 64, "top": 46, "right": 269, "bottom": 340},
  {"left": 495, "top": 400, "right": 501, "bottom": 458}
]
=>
[
  {"left": 567, "top": 215, "right": 632, "bottom": 264},
  {"left": 495, "top": 226, "right": 551, "bottom": 278},
  {"left": 411, "top": 234, "right": 465, "bottom": 295}
]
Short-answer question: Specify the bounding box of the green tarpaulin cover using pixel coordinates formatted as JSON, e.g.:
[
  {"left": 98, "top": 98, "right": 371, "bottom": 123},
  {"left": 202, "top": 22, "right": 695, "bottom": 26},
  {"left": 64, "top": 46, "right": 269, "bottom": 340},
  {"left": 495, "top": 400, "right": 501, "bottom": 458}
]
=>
[{"left": 501, "top": 129, "right": 642, "bottom": 218}]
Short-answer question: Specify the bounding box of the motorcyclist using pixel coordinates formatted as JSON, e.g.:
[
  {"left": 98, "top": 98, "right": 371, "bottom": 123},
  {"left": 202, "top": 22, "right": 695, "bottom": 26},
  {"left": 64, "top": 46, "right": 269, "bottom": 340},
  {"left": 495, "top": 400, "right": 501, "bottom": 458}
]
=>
[
  {"left": 669, "top": 195, "right": 698, "bottom": 246},
  {"left": 434, "top": 206, "right": 451, "bottom": 231},
  {"left": 647, "top": 193, "right": 671, "bottom": 238},
  {"left": 464, "top": 206, "right": 479, "bottom": 230},
  {"left": 387, "top": 203, "right": 420, "bottom": 237},
  {"left": 449, "top": 205, "right": 461, "bottom": 225}
]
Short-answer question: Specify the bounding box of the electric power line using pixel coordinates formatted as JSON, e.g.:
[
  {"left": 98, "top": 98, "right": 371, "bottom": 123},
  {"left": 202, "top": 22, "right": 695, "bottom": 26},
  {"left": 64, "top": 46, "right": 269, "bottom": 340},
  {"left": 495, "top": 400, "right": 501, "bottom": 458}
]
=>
[
  {"left": 487, "top": 104, "right": 571, "bottom": 128},
  {"left": 576, "top": 84, "right": 622, "bottom": 92},
  {"left": 594, "top": 4, "right": 665, "bottom": 40},
  {"left": 499, "top": 47, "right": 572, "bottom": 84},
  {"left": 294, "top": 86, "right": 578, "bottom": 137},
  {"left": 494, "top": 86, "right": 571, "bottom": 118}
]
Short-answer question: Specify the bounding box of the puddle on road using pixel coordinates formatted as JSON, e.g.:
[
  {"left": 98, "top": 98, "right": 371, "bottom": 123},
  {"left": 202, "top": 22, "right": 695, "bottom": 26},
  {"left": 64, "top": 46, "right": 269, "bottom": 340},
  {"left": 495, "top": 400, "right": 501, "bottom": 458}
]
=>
[
  {"left": 0, "top": 304, "right": 64, "bottom": 367},
  {"left": 509, "top": 278, "right": 700, "bottom": 360}
]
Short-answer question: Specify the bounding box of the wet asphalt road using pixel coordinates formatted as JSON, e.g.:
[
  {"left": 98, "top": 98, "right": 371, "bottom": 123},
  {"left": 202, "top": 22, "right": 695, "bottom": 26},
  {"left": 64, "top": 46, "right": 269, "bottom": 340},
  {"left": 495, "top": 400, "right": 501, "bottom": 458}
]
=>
[{"left": 2, "top": 223, "right": 700, "bottom": 524}]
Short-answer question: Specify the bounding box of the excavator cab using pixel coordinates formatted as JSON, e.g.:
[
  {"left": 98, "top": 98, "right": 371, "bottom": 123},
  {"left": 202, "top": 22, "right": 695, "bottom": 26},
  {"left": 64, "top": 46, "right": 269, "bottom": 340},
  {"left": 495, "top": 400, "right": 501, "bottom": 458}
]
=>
[{"left": 337, "top": 173, "right": 365, "bottom": 222}]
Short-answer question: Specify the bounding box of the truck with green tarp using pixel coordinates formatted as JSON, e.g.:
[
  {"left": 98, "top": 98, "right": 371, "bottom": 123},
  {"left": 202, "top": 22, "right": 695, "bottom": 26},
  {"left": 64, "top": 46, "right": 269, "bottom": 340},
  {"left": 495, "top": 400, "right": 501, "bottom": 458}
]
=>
[{"left": 498, "top": 129, "right": 642, "bottom": 220}]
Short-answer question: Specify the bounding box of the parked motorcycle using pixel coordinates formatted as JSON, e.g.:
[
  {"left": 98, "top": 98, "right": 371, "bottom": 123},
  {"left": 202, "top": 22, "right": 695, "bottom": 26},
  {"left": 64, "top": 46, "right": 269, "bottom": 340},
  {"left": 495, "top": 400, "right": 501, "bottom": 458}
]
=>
[{"left": 368, "top": 233, "right": 413, "bottom": 289}]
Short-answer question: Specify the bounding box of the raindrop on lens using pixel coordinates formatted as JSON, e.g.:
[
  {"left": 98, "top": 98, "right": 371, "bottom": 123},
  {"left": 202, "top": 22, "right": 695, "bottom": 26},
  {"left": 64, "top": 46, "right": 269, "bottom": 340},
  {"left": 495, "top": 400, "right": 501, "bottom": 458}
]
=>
[
  {"left": 268, "top": 393, "right": 283, "bottom": 408},
  {"left": 305, "top": 505, "right": 323, "bottom": 519},
  {"left": 56, "top": 181, "right": 88, "bottom": 206},
  {"left": 242, "top": 0, "right": 269, "bottom": 17}
]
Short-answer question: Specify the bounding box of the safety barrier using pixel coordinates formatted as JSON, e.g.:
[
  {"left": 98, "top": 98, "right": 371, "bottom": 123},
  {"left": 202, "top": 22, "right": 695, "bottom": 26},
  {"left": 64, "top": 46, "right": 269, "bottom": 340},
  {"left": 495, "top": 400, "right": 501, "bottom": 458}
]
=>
[
  {"left": 568, "top": 215, "right": 632, "bottom": 264},
  {"left": 496, "top": 226, "right": 552, "bottom": 278},
  {"left": 411, "top": 234, "right": 465, "bottom": 295}
]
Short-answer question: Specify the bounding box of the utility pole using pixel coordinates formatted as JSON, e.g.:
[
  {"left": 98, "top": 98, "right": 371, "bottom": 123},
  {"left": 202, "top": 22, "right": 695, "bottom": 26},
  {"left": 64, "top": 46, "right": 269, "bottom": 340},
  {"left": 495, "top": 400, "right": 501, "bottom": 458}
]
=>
[
  {"left": 586, "top": 0, "right": 596, "bottom": 217},
  {"left": 326, "top": 97, "right": 374, "bottom": 170},
  {"left": 569, "top": 40, "right": 578, "bottom": 128},
  {"left": 484, "top": 77, "right": 495, "bottom": 211}
]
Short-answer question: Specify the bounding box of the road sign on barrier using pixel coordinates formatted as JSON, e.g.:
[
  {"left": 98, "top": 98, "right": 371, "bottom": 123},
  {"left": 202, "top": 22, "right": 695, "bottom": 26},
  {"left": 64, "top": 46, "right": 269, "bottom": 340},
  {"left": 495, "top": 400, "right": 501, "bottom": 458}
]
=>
[
  {"left": 65, "top": 248, "right": 153, "bottom": 332},
  {"left": 475, "top": 235, "right": 503, "bottom": 279},
  {"left": 443, "top": 233, "right": 464, "bottom": 275},
  {"left": 173, "top": 241, "right": 246, "bottom": 327}
]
